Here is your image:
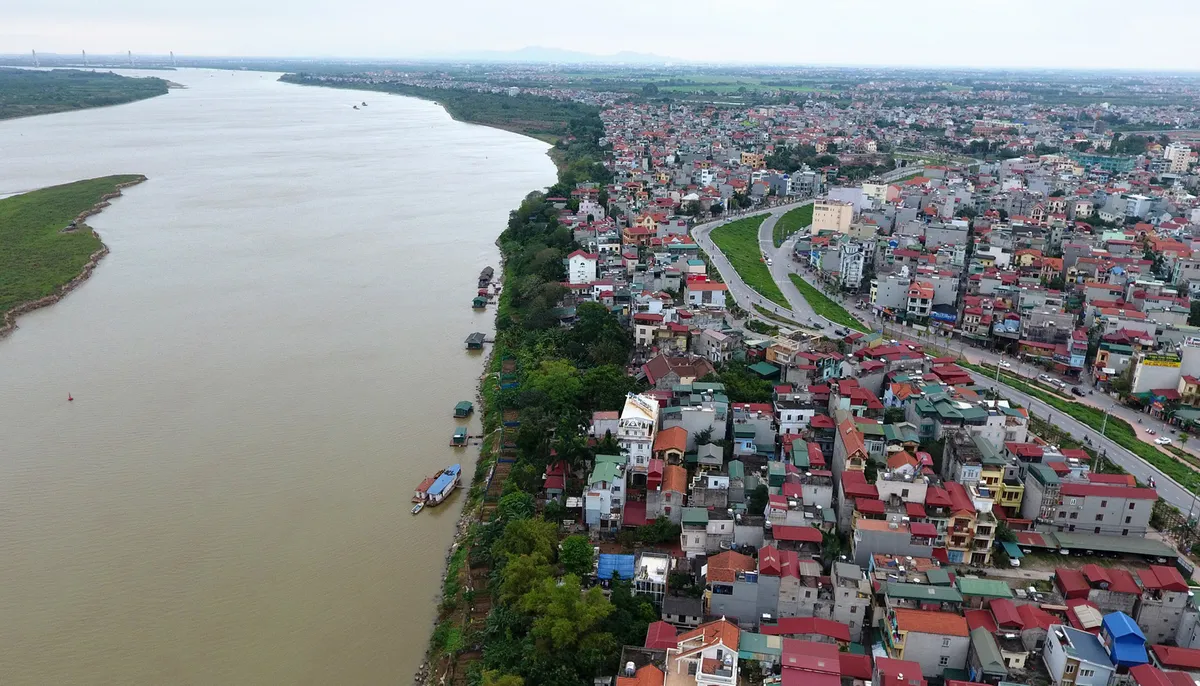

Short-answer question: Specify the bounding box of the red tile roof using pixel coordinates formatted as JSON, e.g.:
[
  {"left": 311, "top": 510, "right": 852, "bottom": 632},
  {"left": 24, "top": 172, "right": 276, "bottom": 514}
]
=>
[
  {"left": 894, "top": 608, "right": 969, "bottom": 636},
  {"left": 1150, "top": 644, "right": 1200, "bottom": 671},
  {"left": 645, "top": 621, "right": 678, "bottom": 650},
  {"left": 706, "top": 551, "right": 756, "bottom": 584},
  {"left": 990, "top": 598, "right": 1022, "bottom": 628},
  {"left": 761, "top": 617, "right": 852, "bottom": 642},
  {"left": 1056, "top": 568, "right": 1090, "bottom": 599},
  {"left": 773, "top": 525, "right": 824, "bottom": 543},
  {"left": 965, "top": 609, "right": 998, "bottom": 633},
  {"left": 1060, "top": 483, "right": 1157, "bottom": 500},
  {"left": 1139, "top": 565, "right": 1190, "bottom": 592}
]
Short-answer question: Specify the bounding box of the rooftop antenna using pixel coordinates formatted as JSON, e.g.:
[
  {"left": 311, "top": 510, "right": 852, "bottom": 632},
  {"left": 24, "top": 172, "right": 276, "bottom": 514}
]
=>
[
  {"left": 170, "top": 51, "right": 176, "bottom": 67},
  {"left": 128, "top": 50, "right": 134, "bottom": 67},
  {"left": 32, "top": 49, "right": 39, "bottom": 67}
]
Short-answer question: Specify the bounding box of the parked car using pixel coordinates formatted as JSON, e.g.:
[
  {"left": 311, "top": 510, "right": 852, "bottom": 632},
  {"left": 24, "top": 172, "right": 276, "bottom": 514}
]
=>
[
  {"left": 1072, "top": 387, "right": 1085, "bottom": 396},
  {"left": 1147, "top": 429, "right": 1157, "bottom": 435},
  {"left": 1155, "top": 437, "right": 1172, "bottom": 445},
  {"left": 999, "top": 361, "right": 1012, "bottom": 368}
]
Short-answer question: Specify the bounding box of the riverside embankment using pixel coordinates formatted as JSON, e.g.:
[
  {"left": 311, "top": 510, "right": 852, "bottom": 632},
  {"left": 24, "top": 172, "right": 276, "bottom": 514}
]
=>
[
  {"left": 0, "top": 68, "right": 556, "bottom": 685},
  {"left": 0, "top": 175, "right": 146, "bottom": 339}
]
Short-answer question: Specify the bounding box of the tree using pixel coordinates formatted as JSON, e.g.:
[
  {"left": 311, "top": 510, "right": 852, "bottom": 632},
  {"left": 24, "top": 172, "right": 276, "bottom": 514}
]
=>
[
  {"left": 603, "top": 579, "right": 659, "bottom": 648},
  {"left": 582, "top": 364, "right": 638, "bottom": 412},
  {"left": 638, "top": 516, "right": 682, "bottom": 544},
  {"left": 864, "top": 458, "right": 879, "bottom": 483},
  {"left": 884, "top": 408, "right": 907, "bottom": 424},
  {"left": 493, "top": 518, "right": 559, "bottom": 566},
  {"left": 641, "top": 83, "right": 659, "bottom": 97},
  {"left": 821, "top": 529, "right": 845, "bottom": 566},
  {"left": 498, "top": 491, "right": 536, "bottom": 521},
  {"left": 525, "top": 359, "right": 583, "bottom": 415},
  {"left": 559, "top": 534, "right": 594, "bottom": 576},
  {"left": 694, "top": 427, "right": 714, "bottom": 446},
  {"left": 1189, "top": 301, "right": 1200, "bottom": 327},
  {"left": 499, "top": 553, "right": 554, "bottom": 605},
  {"left": 748, "top": 484, "right": 769, "bottom": 515},
  {"left": 520, "top": 574, "right": 615, "bottom": 652},
  {"left": 996, "top": 522, "right": 1017, "bottom": 543},
  {"left": 482, "top": 671, "right": 525, "bottom": 686}
]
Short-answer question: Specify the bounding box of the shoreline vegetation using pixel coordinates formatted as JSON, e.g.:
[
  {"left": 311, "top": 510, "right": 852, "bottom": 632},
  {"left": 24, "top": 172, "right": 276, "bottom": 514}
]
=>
[
  {"left": 0, "top": 69, "right": 169, "bottom": 121},
  {"left": 0, "top": 175, "right": 146, "bottom": 339},
  {"left": 286, "top": 75, "right": 639, "bottom": 685},
  {"left": 277, "top": 73, "right": 601, "bottom": 159}
]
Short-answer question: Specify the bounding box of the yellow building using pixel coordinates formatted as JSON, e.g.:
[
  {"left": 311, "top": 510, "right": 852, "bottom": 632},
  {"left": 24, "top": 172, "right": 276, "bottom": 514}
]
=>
[
  {"left": 740, "top": 152, "right": 765, "bottom": 169},
  {"left": 812, "top": 200, "right": 854, "bottom": 233}
]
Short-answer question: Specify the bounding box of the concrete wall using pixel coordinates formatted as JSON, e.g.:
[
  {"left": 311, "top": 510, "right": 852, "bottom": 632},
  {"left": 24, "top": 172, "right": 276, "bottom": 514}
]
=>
[
  {"left": 1137, "top": 591, "right": 1192, "bottom": 645},
  {"left": 905, "top": 630, "right": 969, "bottom": 677}
]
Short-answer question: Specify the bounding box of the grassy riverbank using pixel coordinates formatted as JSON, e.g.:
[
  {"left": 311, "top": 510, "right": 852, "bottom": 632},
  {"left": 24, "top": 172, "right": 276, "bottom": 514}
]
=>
[
  {"left": 0, "top": 175, "right": 145, "bottom": 329},
  {"left": 772, "top": 204, "right": 812, "bottom": 247},
  {"left": 0, "top": 69, "right": 168, "bottom": 120},
  {"left": 709, "top": 215, "right": 789, "bottom": 307},
  {"left": 961, "top": 360, "right": 1200, "bottom": 495},
  {"left": 787, "top": 274, "right": 869, "bottom": 332}
]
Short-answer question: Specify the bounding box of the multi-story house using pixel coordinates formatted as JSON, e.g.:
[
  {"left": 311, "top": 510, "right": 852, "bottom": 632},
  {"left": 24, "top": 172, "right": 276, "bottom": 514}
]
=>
[
  {"left": 646, "top": 463, "right": 687, "bottom": 525},
  {"left": 1050, "top": 482, "right": 1157, "bottom": 537},
  {"left": 832, "top": 561, "right": 871, "bottom": 643},
  {"left": 1021, "top": 462, "right": 1062, "bottom": 524},
  {"left": 663, "top": 619, "right": 740, "bottom": 686},
  {"left": 618, "top": 393, "right": 659, "bottom": 484},
  {"left": 1136, "top": 565, "right": 1193, "bottom": 645},
  {"left": 584, "top": 454, "right": 627, "bottom": 532},
  {"left": 1043, "top": 625, "right": 1116, "bottom": 686},
  {"left": 882, "top": 608, "right": 970, "bottom": 677}
]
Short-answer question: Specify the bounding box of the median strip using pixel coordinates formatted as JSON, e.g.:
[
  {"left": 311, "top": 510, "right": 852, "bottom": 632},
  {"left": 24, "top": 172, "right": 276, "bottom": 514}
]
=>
[
  {"left": 786, "top": 274, "right": 870, "bottom": 332},
  {"left": 709, "top": 215, "right": 790, "bottom": 308},
  {"left": 961, "top": 360, "right": 1200, "bottom": 496}
]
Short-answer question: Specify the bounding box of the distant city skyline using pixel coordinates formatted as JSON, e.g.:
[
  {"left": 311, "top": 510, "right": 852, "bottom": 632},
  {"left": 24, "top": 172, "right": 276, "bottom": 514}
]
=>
[{"left": 6, "top": 0, "right": 1200, "bottom": 71}]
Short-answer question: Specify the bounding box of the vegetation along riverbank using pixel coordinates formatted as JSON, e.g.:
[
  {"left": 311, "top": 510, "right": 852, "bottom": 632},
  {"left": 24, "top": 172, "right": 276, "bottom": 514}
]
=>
[
  {"left": 0, "top": 69, "right": 169, "bottom": 120},
  {"left": 0, "top": 175, "right": 146, "bottom": 338}
]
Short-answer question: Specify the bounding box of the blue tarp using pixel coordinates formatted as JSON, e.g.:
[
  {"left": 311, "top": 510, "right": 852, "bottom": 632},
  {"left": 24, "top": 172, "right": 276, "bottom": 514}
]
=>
[
  {"left": 597, "top": 554, "right": 635, "bottom": 580},
  {"left": 1102, "top": 612, "right": 1148, "bottom": 667}
]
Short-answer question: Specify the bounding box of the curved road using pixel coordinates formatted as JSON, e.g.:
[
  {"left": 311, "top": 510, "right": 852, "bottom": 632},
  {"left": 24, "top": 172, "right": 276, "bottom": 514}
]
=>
[{"left": 693, "top": 199, "right": 836, "bottom": 331}]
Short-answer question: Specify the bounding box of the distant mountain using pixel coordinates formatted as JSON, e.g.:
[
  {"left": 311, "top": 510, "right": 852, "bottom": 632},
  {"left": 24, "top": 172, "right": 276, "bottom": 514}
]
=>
[{"left": 420, "top": 46, "right": 680, "bottom": 65}]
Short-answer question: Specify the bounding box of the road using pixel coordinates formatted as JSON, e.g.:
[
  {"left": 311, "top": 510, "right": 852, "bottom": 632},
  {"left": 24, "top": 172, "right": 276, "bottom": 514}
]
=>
[
  {"left": 968, "top": 369, "right": 1200, "bottom": 519},
  {"left": 692, "top": 200, "right": 834, "bottom": 332}
]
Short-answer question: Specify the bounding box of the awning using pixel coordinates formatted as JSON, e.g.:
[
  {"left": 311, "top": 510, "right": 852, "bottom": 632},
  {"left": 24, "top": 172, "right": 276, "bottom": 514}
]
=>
[{"left": 1001, "top": 541, "right": 1024, "bottom": 559}]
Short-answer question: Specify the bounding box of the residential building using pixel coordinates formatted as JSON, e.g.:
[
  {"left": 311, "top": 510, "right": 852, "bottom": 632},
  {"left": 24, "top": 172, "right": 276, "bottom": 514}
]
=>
[
  {"left": 620, "top": 393, "right": 660, "bottom": 481},
  {"left": 882, "top": 608, "right": 970, "bottom": 677},
  {"left": 813, "top": 200, "right": 854, "bottom": 233},
  {"left": 832, "top": 561, "right": 871, "bottom": 643},
  {"left": 662, "top": 619, "right": 740, "bottom": 686},
  {"left": 585, "top": 453, "right": 627, "bottom": 531},
  {"left": 1137, "top": 566, "right": 1193, "bottom": 645},
  {"left": 1051, "top": 482, "right": 1157, "bottom": 537},
  {"left": 568, "top": 250, "right": 599, "bottom": 284},
  {"left": 1043, "top": 625, "right": 1116, "bottom": 686}
]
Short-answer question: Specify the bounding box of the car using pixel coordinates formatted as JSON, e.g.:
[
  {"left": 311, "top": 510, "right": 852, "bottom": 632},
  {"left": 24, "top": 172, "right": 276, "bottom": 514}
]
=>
[
  {"left": 766, "top": 258, "right": 772, "bottom": 266},
  {"left": 1038, "top": 374, "right": 1051, "bottom": 382},
  {"left": 1155, "top": 437, "right": 1172, "bottom": 445},
  {"left": 998, "top": 361, "right": 1012, "bottom": 368},
  {"left": 1146, "top": 429, "right": 1157, "bottom": 435},
  {"left": 1072, "top": 387, "right": 1085, "bottom": 396}
]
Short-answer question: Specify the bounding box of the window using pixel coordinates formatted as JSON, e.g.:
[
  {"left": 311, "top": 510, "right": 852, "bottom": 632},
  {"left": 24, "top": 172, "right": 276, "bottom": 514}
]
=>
[
  {"left": 902, "top": 488, "right": 910, "bottom": 498},
  {"left": 1095, "top": 527, "right": 1101, "bottom": 534},
  {"left": 1095, "top": 514, "right": 1104, "bottom": 522},
  {"left": 850, "top": 606, "right": 858, "bottom": 614},
  {"left": 942, "top": 638, "right": 952, "bottom": 648},
  {"left": 1122, "top": 529, "right": 1129, "bottom": 536},
  {"left": 1125, "top": 516, "right": 1132, "bottom": 524},
  {"left": 1069, "top": 512, "right": 1078, "bottom": 520},
  {"left": 1065, "top": 663, "right": 1077, "bottom": 675},
  {"left": 939, "top": 656, "right": 950, "bottom": 666},
  {"left": 1058, "top": 512, "right": 1066, "bottom": 519},
  {"left": 1129, "top": 502, "right": 1136, "bottom": 510},
  {"left": 1080, "top": 669, "right": 1094, "bottom": 678},
  {"left": 1100, "top": 500, "right": 1108, "bottom": 508}
]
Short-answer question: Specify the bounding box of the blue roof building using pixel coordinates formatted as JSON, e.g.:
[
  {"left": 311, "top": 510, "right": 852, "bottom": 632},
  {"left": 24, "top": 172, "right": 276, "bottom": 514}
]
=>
[
  {"left": 596, "top": 553, "right": 636, "bottom": 581},
  {"left": 1102, "top": 612, "right": 1148, "bottom": 668}
]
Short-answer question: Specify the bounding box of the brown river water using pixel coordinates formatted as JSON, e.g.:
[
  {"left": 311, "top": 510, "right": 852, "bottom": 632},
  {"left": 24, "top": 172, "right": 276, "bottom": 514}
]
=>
[{"left": 0, "top": 68, "right": 556, "bottom": 684}]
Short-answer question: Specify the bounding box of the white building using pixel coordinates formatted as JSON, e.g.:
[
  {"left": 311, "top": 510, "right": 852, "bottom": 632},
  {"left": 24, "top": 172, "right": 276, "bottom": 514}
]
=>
[
  {"left": 1164, "top": 143, "right": 1194, "bottom": 174},
  {"left": 839, "top": 242, "right": 867, "bottom": 290},
  {"left": 619, "top": 393, "right": 659, "bottom": 478},
  {"left": 1042, "top": 625, "right": 1115, "bottom": 686},
  {"left": 567, "top": 250, "right": 598, "bottom": 284}
]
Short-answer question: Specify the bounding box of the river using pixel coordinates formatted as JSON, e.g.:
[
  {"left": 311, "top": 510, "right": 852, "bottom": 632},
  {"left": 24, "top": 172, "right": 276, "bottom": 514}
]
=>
[{"left": 0, "top": 69, "right": 557, "bottom": 684}]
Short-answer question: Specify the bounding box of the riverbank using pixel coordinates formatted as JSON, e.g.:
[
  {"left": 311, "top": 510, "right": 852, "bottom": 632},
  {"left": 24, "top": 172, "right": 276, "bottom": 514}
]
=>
[
  {"left": 0, "top": 175, "right": 146, "bottom": 339},
  {"left": 276, "top": 74, "right": 604, "bottom": 173},
  {"left": 0, "top": 69, "right": 169, "bottom": 120}
]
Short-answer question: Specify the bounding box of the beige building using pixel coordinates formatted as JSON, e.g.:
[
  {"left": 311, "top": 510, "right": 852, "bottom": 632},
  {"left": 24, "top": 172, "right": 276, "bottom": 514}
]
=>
[{"left": 812, "top": 200, "right": 854, "bottom": 233}]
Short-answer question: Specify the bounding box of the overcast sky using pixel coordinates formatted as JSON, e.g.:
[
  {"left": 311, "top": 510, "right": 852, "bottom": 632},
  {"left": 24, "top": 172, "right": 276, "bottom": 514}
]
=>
[{"left": 5, "top": 0, "right": 1200, "bottom": 71}]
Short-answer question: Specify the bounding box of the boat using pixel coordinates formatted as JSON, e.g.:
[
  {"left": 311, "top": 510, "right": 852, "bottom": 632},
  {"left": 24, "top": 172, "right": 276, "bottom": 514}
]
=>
[
  {"left": 361, "top": 101, "right": 368, "bottom": 106},
  {"left": 451, "top": 427, "right": 468, "bottom": 446},
  {"left": 411, "top": 502, "right": 424, "bottom": 515},
  {"left": 454, "top": 401, "right": 474, "bottom": 418},
  {"left": 353, "top": 105, "right": 359, "bottom": 110},
  {"left": 465, "top": 332, "right": 486, "bottom": 350},
  {"left": 472, "top": 296, "right": 488, "bottom": 309},
  {"left": 425, "top": 464, "right": 462, "bottom": 505},
  {"left": 413, "top": 475, "right": 437, "bottom": 502}
]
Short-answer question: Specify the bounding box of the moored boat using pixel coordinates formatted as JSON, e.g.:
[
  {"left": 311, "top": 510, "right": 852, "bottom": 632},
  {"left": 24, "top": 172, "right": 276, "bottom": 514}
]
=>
[
  {"left": 411, "top": 502, "right": 424, "bottom": 515},
  {"left": 453, "top": 400, "right": 474, "bottom": 418},
  {"left": 425, "top": 464, "right": 461, "bottom": 505},
  {"left": 451, "top": 426, "right": 468, "bottom": 446}
]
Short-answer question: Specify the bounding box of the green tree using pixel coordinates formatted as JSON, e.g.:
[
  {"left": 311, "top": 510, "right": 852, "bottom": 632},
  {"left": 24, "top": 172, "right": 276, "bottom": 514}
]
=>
[
  {"left": 500, "top": 553, "right": 554, "bottom": 606},
  {"left": 520, "top": 574, "right": 615, "bottom": 652},
  {"left": 498, "top": 491, "right": 536, "bottom": 521},
  {"left": 996, "top": 522, "right": 1017, "bottom": 543},
  {"left": 493, "top": 518, "right": 559, "bottom": 566},
  {"left": 482, "top": 671, "right": 525, "bottom": 686},
  {"left": 748, "top": 484, "right": 769, "bottom": 514},
  {"left": 582, "top": 364, "right": 638, "bottom": 412},
  {"left": 884, "top": 407, "right": 907, "bottom": 424},
  {"left": 641, "top": 83, "right": 659, "bottom": 97},
  {"left": 559, "top": 534, "right": 594, "bottom": 576},
  {"left": 638, "top": 516, "right": 682, "bottom": 544},
  {"left": 526, "top": 359, "right": 583, "bottom": 414},
  {"left": 603, "top": 579, "right": 659, "bottom": 648},
  {"left": 694, "top": 427, "right": 714, "bottom": 446}
]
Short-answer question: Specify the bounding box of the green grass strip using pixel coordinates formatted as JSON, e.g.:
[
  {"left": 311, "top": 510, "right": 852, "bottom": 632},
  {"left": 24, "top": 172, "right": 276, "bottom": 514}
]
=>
[
  {"left": 709, "top": 215, "right": 789, "bottom": 307},
  {"left": 961, "top": 361, "right": 1200, "bottom": 495},
  {"left": 772, "top": 205, "right": 813, "bottom": 247},
  {"left": 787, "top": 274, "right": 870, "bottom": 332}
]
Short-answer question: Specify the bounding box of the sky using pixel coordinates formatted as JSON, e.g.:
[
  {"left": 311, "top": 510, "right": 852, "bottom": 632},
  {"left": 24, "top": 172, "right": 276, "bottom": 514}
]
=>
[{"left": 5, "top": 0, "right": 1200, "bottom": 71}]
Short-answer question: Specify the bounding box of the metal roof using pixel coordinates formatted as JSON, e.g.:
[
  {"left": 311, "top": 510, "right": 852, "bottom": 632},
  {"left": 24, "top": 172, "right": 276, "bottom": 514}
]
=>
[{"left": 885, "top": 582, "right": 963, "bottom": 602}]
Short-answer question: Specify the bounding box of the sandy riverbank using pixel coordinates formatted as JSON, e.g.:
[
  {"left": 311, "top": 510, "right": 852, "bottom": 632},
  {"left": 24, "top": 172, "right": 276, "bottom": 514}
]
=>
[{"left": 0, "top": 175, "right": 146, "bottom": 339}]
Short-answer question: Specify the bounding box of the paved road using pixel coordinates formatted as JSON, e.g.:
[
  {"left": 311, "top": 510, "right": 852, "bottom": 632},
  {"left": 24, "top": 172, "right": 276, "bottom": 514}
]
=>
[
  {"left": 692, "top": 200, "right": 834, "bottom": 332},
  {"left": 968, "top": 369, "right": 1200, "bottom": 519}
]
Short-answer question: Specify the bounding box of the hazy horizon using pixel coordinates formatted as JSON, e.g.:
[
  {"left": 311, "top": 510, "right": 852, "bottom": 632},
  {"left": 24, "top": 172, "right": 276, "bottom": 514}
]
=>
[{"left": 6, "top": 0, "right": 1200, "bottom": 71}]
